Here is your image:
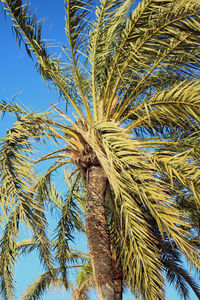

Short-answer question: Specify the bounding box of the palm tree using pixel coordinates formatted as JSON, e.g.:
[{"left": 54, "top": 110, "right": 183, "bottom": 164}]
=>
[{"left": 1, "top": 0, "right": 200, "bottom": 299}]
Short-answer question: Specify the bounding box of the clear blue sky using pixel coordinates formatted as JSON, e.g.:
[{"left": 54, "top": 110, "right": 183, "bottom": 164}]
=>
[{"left": 0, "top": 0, "right": 199, "bottom": 299}]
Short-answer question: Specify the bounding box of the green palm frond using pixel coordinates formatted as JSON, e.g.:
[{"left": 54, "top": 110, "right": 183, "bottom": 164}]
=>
[
  {"left": 65, "top": 0, "right": 93, "bottom": 61},
  {"left": 22, "top": 268, "right": 62, "bottom": 300},
  {"left": 105, "top": 0, "right": 200, "bottom": 120},
  {"left": 90, "top": 0, "right": 133, "bottom": 120},
  {"left": 0, "top": 206, "right": 21, "bottom": 299},
  {"left": 54, "top": 197, "right": 83, "bottom": 288},
  {"left": 0, "top": 198, "right": 54, "bottom": 299},
  {"left": 154, "top": 221, "right": 200, "bottom": 300},
  {"left": 150, "top": 220, "right": 200, "bottom": 299},
  {"left": 0, "top": 100, "right": 29, "bottom": 116},
  {"left": 1, "top": 0, "right": 84, "bottom": 118},
  {"left": 0, "top": 104, "right": 56, "bottom": 215},
  {"left": 108, "top": 185, "right": 200, "bottom": 299},
  {"left": 165, "top": 258, "right": 200, "bottom": 300},
  {"left": 90, "top": 1, "right": 132, "bottom": 83},
  {"left": 2, "top": 0, "right": 53, "bottom": 78},
  {"left": 20, "top": 244, "right": 89, "bottom": 300},
  {"left": 63, "top": 169, "right": 86, "bottom": 212},
  {"left": 91, "top": 122, "right": 164, "bottom": 299},
  {"left": 64, "top": 0, "right": 93, "bottom": 121},
  {"left": 0, "top": 171, "right": 86, "bottom": 299},
  {"left": 127, "top": 79, "right": 200, "bottom": 135},
  {"left": 22, "top": 260, "right": 92, "bottom": 300},
  {"left": 152, "top": 150, "right": 200, "bottom": 205},
  {"left": 75, "top": 261, "right": 94, "bottom": 299},
  {"left": 92, "top": 122, "right": 200, "bottom": 298}
]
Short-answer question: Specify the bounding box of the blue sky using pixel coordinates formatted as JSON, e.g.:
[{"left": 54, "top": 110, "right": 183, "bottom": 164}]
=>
[{"left": 0, "top": 0, "right": 199, "bottom": 299}]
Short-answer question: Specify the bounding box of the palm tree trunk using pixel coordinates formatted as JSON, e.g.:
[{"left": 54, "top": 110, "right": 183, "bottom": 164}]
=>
[
  {"left": 85, "top": 165, "right": 116, "bottom": 300},
  {"left": 112, "top": 257, "right": 123, "bottom": 300}
]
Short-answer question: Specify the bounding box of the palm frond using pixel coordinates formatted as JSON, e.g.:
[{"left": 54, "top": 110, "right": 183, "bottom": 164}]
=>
[
  {"left": 64, "top": 0, "right": 93, "bottom": 122},
  {"left": 0, "top": 102, "right": 56, "bottom": 215},
  {"left": 90, "top": 0, "right": 133, "bottom": 120},
  {"left": 104, "top": 0, "right": 200, "bottom": 120},
  {"left": 22, "top": 268, "right": 62, "bottom": 300},
  {"left": 75, "top": 261, "right": 94, "bottom": 298},
  {"left": 0, "top": 206, "right": 21, "bottom": 299},
  {"left": 0, "top": 195, "right": 54, "bottom": 299},
  {"left": 64, "top": 169, "right": 86, "bottom": 212},
  {"left": 127, "top": 79, "right": 200, "bottom": 135},
  {"left": 165, "top": 258, "right": 200, "bottom": 300},
  {"left": 53, "top": 195, "right": 83, "bottom": 288},
  {"left": 90, "top": 122, "right": 164, "bottom": 299},
  {"left": 92, "top": 122, "right": 200, "bottom": 298},
  {"left": 1, "top": 0, "right": 84, "bottom": 118},
  {"left": 152, "top": 150, "right": 200, "bottom": 206}
]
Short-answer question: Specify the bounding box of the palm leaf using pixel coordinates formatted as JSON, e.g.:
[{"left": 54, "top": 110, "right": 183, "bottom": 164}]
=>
[
  {"left": 64, "top": 0, "right": 93, "bottom": 122},
  {"left": 104, "top": 0, "right": 200, "bottom": 120},
  {"left": 165, "top": 258, "right": 200, "bottom": 299},
  {"left": 127, "top": 79, "right": 200, "bottom": 135},
  {"left": 0, "top": 102, "right": 56, "bottom": 215},
  {"left": 89, "top": 0, "right": 133, "bottom": 120},
  {"left": 93, "top": 122, "right": 200, "bottom": 298},
  {"left": 1, "top": 0, "right": 84, "bottom": 119},
  {"left": 22, "top": 268, "right": 62, "bottom": 300}
]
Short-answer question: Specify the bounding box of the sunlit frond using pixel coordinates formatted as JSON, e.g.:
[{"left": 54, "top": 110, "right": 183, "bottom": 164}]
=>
[
  {"left": 105, "top": 0, "right": 200, "bottom": 120},
  {"left": 1, "top": 0, "right": 85, "bottom": 119},
  {"left": 127, "top": 79, "right": 200, "bottom": 134},
  {"left": 90, "top": 0, "right": 133, "bottom": 120},
  {"left": 64, "top": 0, "right": 93, "bottom": 122},
  {"left": 0, "top": 102, "right": 55, "bottom": 215},
  {"left": 93, "top": 122, "right": 200, "bottom": 298},
  {"left": 22, "top": 268, "right": 62, "bottom": 300}
]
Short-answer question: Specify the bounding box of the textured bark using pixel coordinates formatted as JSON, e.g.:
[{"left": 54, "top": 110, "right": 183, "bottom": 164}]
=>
[
  {"left": 112, "top": 257, "right": 123, "bottom": 300},
  {"left": 85, "top": 166, "right": 116, "bottom": 300},
  {"left": 114, "top": 279, "right": 122, "bottom": 300}
]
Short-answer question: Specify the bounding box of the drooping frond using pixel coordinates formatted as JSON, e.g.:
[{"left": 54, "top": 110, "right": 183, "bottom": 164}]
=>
[
  {"left": 64, "top": 169, "right": 86, "bottom": 212},
  {"left": 0, "top": 206, "right": 21, "bottom": 299},
  {"left": 1, "top": 0, "right": 84, "bottom": 118},
  {"left": 53, "top": 194, "right": 83, "bottom": 288},
  {"left": 22, "top": 259, "right": 92, "bottom": 300},
  {"left": 74, "top": 261, "right": 94, "bottom": 299},
  {"left": 152, "top": 220, "right": 200, "bottom": 300},
  {"left": 0, "top": 102, "right": 56, "bottom": 215},
  {"left": 152, "top": 149, "right": 200, "bottom": 207},
  {"left": 0, "top": 194, "right": 54, "bottom": 299},
  {"left": 91, "top": 122, "right": 200, "bottom": 299},
  {"left": 22, "top": 268, "right": 62, "bottom": 300},
  {"left": 88, "top": 122, "right": 164, "bottom": 299},
  {"left": 127, "top": 79, "right": 200, "bottom": 135},
  {"left": 165, "top": 257, "right": 200, "bottom": 300}
]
